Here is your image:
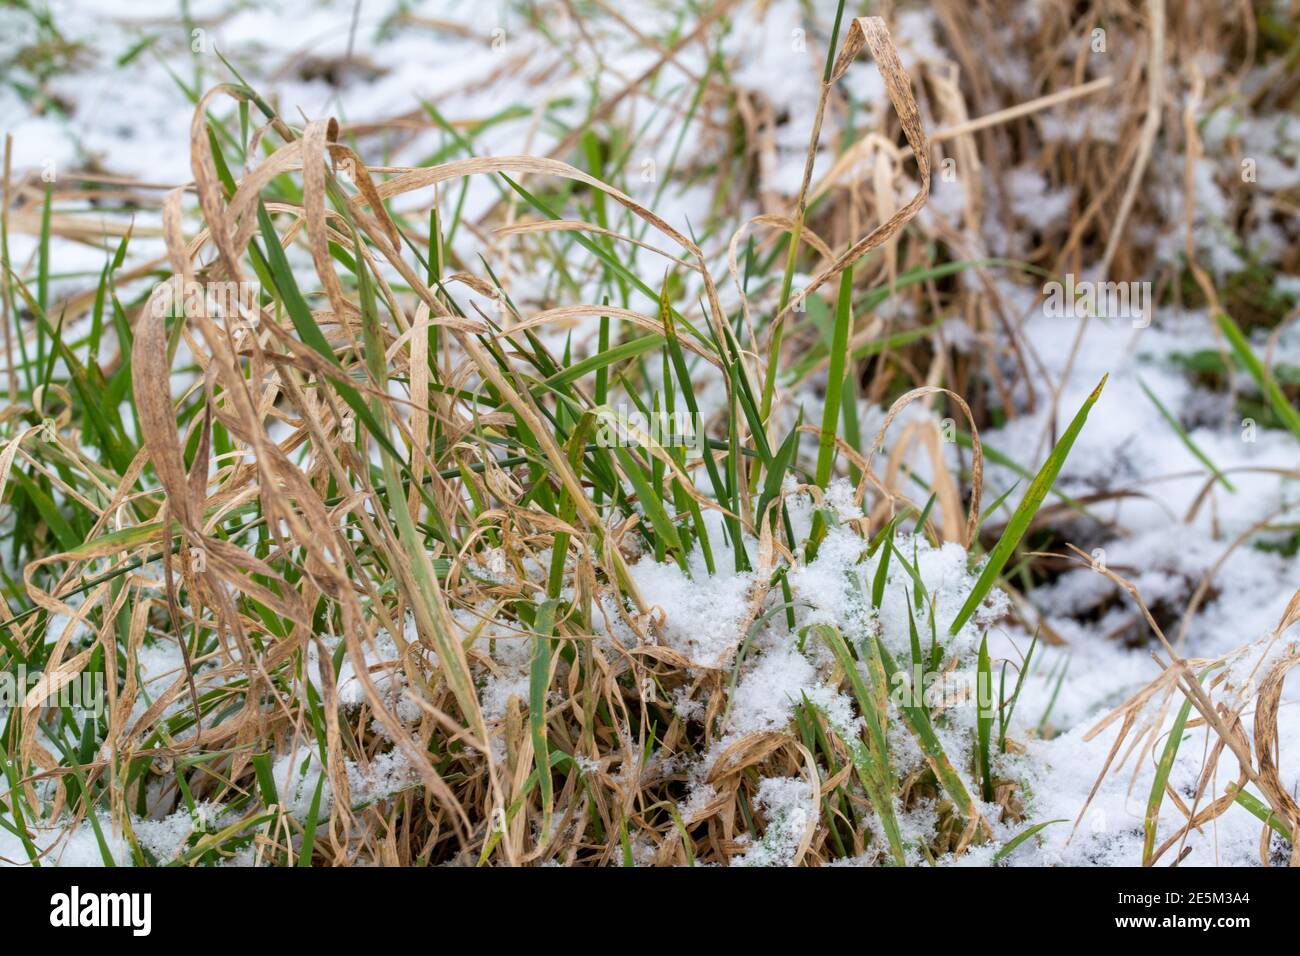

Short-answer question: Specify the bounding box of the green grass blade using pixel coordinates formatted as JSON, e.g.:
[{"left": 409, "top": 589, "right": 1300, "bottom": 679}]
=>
[
  {"left": 1217, "top": 311, "right": 1300, "bottom": 439},
  {"left": 949, "top": 375, "right": 1107, "bottom": 635},
  {"left": 1137, "top": 376, "right": 1234, "bottom": 492},
  {"left": 976, "top": 635, "right": 994, "bottom": 802},
  {"left": 874, "top": 637, "right": 976, "bottom": 822},
  {"left": 992, "top": 819, "right": 1067, "bottom": 864},
  {"left": 1142, "top": 688, "right": 1197, "bottom": 866},
  {"left": 529, "top": 599, "right": 558, "bottom": 835},
  {"left": 814, "top": 267, "right": 853, "bottom": 489}
]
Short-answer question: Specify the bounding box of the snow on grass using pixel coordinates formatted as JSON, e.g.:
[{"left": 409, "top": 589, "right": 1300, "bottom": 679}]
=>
[
  {"left": 732, "top": 775, "right": 816, "bottom": 866},
  {"left": 629, "top": 552, "right": 757, "bottom": 668}
]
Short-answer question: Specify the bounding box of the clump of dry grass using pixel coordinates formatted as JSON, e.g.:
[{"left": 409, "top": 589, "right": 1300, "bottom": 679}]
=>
[
  {"left": 6, "top": 14, "right": 997, "bottom": 867},
  {"left": 1075, "top": 548, "right": 1300, "bottom": 867}
]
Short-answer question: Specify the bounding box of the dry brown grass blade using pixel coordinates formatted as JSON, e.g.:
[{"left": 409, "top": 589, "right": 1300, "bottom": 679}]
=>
[
  {"left": 766, "top": 16, "right": 932, "bottom": 346},
  {"left": 855, "top": 385, "right": 983, "bottom": 548},
  {"left": 725, "top": 212, "right": 834, "bottom": 358},
  {"left": 1076, "top": 551, "right": 1300, "bottom": 858},
  {"left": 1251, "top": 647, "right": 1300, "bottom": 829}
]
